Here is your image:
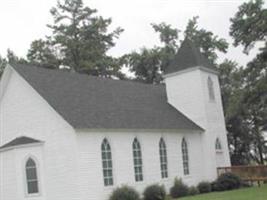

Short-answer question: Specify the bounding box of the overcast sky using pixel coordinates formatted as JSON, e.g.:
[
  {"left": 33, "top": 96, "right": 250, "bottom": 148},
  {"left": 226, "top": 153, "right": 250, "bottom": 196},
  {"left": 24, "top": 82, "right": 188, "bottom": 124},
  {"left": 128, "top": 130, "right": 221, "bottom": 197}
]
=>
[{"left": 0, "top": 0, "right": 266, "bottom": 67}]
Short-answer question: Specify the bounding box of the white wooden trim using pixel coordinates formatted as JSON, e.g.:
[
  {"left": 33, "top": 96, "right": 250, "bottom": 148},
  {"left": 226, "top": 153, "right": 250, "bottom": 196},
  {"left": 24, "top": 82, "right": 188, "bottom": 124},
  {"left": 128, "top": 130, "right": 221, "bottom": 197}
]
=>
[{"left": 163, "top": 66, "right": 219, "bottom": 79}]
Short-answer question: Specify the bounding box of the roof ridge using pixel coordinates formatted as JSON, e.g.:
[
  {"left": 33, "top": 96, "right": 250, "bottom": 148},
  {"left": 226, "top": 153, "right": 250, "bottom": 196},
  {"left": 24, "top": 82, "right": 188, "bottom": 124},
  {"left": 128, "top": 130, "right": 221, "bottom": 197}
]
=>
[{"left": 11, "top": 64, "right": 165, "bottom": 88}]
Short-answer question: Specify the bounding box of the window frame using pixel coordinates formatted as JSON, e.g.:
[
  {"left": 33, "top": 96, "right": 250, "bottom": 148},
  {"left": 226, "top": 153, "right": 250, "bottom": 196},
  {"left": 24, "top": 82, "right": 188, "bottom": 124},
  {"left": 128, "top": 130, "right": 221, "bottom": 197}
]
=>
[
  {"left": 24, "top": 156, "right": 41, "bottom": 197},
  {"left": 215, "top": 138, "right": 223, "bottom": 152},
  {"left": 207, "top": 76, "right": 215, "bottom": 101},
  {"left": 159, "top": 137, "right": 168, "bottom": 179},
  {"left": 182, "top": 138, "right": 190, "bottom": 176},
  {"left": 101, "top": 138, "right": 114, "bottom": 186},
  {"left": 132, "top": 138, "right": 144, "bottom": 182}
]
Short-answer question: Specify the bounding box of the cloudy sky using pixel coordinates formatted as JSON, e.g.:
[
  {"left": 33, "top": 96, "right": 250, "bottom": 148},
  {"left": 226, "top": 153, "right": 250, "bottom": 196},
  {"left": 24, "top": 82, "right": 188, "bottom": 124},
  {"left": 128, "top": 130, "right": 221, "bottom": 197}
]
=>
[{"left": 0, "top": 0, "right": 265, "bottom": 67}]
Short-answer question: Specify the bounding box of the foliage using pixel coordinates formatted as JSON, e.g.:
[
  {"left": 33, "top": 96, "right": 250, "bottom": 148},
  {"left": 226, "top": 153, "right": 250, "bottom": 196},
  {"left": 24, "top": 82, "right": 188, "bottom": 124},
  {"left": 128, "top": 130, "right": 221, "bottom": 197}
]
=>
[
  {"left": 214, "top": 173, "right": 241, "bottom": 191},
  {"left": 170, "top": 178, "right": 189, "bottom": 198},
  {"left": 185, "top": 16, "right": 228, "bottom": 64},
  {"left": 26, "top": 0, "right": 123, "bottom": 78},
  {"left": 125, "top": 16, "right": 229, "bottom": 84},
  {"left": 188, "top": 186, "right": 199, "bottom": 196},
  {"left": 109, "top": 185, "right": 140, "bottom": 200},
  {"left": 230, "top": 0, "right": 267, "bottom": 53},
  {"left": 123, "top": 48, "right": 163, "bottom": 84},
  {"left": 27, "top": 39, "right": 61, "bottom": 69},
  {"left": 143, "top": 184, "right": 166, "bottom": 200},
  {"left": 6, "top": 49, "right": 28, "bottom": 65},
  {"left": 0, "top": 55, "right": 7, "bottom": 78},
  {"left": 229, "top": 0, "right": 267, "bottom": 164},
  {"left": 197, "top": 181, "right": 211, "bottom": 194}
]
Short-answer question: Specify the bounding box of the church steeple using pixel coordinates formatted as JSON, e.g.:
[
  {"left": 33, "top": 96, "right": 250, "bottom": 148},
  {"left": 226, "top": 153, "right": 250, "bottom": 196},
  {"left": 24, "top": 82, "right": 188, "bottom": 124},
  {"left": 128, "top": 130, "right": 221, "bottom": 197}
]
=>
[{"left": 165, "top": 39, "right": 217, "bottom": 75}]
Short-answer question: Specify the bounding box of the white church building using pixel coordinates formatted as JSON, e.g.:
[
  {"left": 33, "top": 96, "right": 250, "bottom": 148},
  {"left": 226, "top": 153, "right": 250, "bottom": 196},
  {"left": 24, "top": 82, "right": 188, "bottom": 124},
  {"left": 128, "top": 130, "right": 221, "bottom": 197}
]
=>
[{"left": 0, "top": 40, "right": 230, "bottom": 200}]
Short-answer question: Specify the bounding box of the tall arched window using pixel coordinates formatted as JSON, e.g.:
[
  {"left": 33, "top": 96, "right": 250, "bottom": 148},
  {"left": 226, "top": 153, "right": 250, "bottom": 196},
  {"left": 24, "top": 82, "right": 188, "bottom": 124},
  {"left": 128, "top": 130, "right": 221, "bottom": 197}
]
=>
[
  {"left": 208, "top": 77, "right": 215, "bottom": 100},
  {"left": 132, "top": 138, "right": 143, "bottom": 182},
  {"left": 159, "top": 138, "right": 168, "bottom": 178},
  {"left": 101, "top": 138, "right": 113, "bottom": 186},
  {"left": 215, "top": 138, "right": 222, "bottom": 151},
  {"left": 182, "top": 138, "right": 189, "bottom": 175},
  {"left": 25, "top": 158, "right": 39, "bottom": 194}
]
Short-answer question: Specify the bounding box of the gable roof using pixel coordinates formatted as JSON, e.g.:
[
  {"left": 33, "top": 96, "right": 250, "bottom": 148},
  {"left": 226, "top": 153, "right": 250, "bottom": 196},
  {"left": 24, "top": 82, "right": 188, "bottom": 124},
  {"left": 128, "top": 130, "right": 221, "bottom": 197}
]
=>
[
  {"left": 165, "top": 39, "right": 217, "bottom": 74},
  {"left": 0, "top": 136, "right": 42, "bottom": 150},
  {"left": 11, "top": 64, "right": 203, "bottom": 131}
]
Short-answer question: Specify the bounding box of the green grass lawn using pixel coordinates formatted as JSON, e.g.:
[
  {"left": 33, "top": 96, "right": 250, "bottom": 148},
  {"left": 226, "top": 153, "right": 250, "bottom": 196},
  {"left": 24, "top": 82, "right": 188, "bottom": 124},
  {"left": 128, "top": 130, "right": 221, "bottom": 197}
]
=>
[{"left": 172, "top": 185, "right": 267, "bottom": 200}]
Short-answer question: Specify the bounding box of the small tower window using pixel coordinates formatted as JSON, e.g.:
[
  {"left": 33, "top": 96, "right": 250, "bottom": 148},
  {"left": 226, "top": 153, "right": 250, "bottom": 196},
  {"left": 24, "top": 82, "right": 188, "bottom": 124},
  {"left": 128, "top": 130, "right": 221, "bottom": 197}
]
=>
[
  {"left": 25, "top": 158, "right": 39, "bottom": 195},
  {"left": 215, "top": 138, "right": 222, "bottom": 151},
  {"left": 208, "top": 77, "right": 215, "bottom": 100}
]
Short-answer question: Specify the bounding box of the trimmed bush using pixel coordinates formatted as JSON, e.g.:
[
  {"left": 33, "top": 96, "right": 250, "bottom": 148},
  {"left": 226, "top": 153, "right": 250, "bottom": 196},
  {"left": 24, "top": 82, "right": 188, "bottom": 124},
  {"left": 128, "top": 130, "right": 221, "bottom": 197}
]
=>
[
  {"left": 170, "top": 178, "right": 189, "bottom": 198},
  {"left": 197, "top": 181, "right": 211, "bottom": 193},
  {"left": 109, "top": 185, "right": 140, "bottom": 200},
  {"left": 188, "top": 186, "right": 199, "bottom": 196},
  {"left": 216, "top": 172, "right": 241, "bottom": 191},
  {"left": 211, "top": 181, "right": 219, "bottom": 192},
  {"left": 143, "top": 184, "right": 166, "bottom": 200}
]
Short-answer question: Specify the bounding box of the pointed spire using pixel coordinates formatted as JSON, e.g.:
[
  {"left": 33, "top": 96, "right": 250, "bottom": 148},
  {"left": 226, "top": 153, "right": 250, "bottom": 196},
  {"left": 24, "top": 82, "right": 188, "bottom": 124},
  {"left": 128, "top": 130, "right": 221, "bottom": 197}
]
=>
[{"left": 165, "top": 39, "right": 217, "bottom": 74}]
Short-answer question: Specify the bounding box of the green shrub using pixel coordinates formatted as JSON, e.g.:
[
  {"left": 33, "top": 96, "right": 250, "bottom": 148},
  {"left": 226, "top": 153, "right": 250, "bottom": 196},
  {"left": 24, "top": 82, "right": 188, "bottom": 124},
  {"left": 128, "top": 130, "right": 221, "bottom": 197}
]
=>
[
  {"left": 109, "top": 185, "right": 140, "bottom": 200},
  {"left": 188, "top": 186, "right": 199, "bottom": 196},
  {"left": 211, "top": 181, "right": 219, "bottom": 192},
  {"left": 170, "top": 178, "right": 189, "bottom": 198},
  {"left": 143, "top": 184, "right": 166, "bottom": 200},
  {"left": 216, "top": 172, "right": 241, "bottom": 191},
  {"left": 197, "top": 181, "right": 211, "bottom": 193}
]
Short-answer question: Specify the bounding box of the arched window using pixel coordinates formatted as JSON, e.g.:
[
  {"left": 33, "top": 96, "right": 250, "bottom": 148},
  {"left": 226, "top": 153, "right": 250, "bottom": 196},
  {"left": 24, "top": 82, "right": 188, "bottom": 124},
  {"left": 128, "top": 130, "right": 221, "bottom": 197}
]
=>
[
  {"left": 182, "top": 138, "right": 189, "bottom": 175},
  {"left": 159, "top": 138, "right": 168, "bottom": 178},
  {"left": 132, "top": 138, "right": 143, "bottom": 182},
  {"left": 25, "top": 158, "right": 39, "bottom": 194},
  {"left": 208, "top": 77, "right": 215, "bottom": 100},
  {"left": 101, "top": 138, "right": 113, "bottom": 186},
  {"left": 215, "top": 138, "right": 222, "bottom": 151}
]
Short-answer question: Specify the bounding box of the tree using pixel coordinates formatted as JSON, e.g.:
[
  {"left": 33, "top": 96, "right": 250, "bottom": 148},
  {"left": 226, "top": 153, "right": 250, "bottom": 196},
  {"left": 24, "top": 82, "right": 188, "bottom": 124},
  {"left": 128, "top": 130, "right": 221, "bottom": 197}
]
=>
[
  {"left": 125, "top": 17, "right": 229, "bottom": 84},
  {"left": 123, "top": 48, "right": 163, "bottom": 84},
  {"left": 218, "top": 60, "right": 252, "bottom": 165},
  {"left": 47, "top": 0, "right": 123, "bottom": 77},
  {"left": 185, "top": 16, "right": 228, "bottom": 64},
  {"left": 230, "top": 0, "right": 267, "bottom": 54},
  {"left": 27, "top": 39, "right": 61, "bottom": 69},
  {"left": 6, "top": 49, "right": 28, "bottom": 65},
  {"left": 0, "top": 55, "right": 7, "bottom": 78},
  {"left": 151, "top": 22, "right": 179, "bottom": 73},
  {"left": 229, "top": 0, "right": 267, "bottom": 164}
]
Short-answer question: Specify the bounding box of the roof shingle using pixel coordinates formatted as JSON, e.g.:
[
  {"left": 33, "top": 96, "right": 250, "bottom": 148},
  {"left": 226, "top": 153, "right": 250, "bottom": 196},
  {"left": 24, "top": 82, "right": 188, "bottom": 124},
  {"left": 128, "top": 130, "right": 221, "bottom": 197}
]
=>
[
  {"left": 165, "top": 39, "right": 217, "bottom": 74},
  {"left": 11, "top": 64, "right": 203, "bottom": 131}
]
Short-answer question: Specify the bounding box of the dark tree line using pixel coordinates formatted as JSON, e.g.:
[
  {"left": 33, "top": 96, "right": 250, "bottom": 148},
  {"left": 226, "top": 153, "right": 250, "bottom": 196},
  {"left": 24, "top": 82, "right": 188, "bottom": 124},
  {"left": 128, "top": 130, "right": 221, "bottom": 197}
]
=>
[{"left": 0, "top": 0, "right": 266, "bottom": 165}]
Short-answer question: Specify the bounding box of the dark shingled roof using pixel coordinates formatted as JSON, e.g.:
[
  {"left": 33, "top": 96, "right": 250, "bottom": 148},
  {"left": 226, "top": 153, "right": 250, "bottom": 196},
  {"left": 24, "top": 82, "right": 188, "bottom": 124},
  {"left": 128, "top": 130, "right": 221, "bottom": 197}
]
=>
[
  {"left": 0, "top": 136, "right": 42, "bottom": 150},
  {"left": 11, "top": 64, "right": 203, "bottom": 131},
  {"left": 165, "top": 39, "right": 217, "bottom": 74}
]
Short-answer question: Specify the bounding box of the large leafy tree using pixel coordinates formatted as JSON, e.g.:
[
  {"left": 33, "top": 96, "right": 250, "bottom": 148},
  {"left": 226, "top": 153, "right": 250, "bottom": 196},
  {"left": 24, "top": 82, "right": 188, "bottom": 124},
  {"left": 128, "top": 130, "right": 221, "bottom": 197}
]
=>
[
  {"left": 123, "top": 22, "right": 179, "bottom": 84},
  {"left": 218, "top": 60, "right": 252, "bottom": 165},
  {"left": 229, "top": 0, "right": 267, "bottom": 164},
  {"left": 125, "top": 17, "right": 229, "bottom": 83},
  {"left": 27, "top": 39, "right": 61, "bottom": 69},
  {"left": 185, "top": 16, "right": 228, "bottom": 64},
  {"left": 46, "top": 0, "right": 123, "bottom": 77},
  {"left": 230, "top": 0, "right": 267, "bottom": 54}
]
